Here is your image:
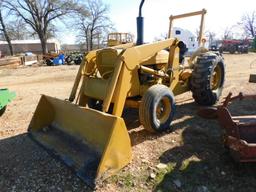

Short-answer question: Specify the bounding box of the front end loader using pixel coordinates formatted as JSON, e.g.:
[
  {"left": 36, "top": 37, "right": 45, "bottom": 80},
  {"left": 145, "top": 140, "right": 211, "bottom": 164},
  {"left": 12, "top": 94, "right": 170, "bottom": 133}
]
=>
[{"left": 28, "top": 0, "right": 225, "bottom": 188}]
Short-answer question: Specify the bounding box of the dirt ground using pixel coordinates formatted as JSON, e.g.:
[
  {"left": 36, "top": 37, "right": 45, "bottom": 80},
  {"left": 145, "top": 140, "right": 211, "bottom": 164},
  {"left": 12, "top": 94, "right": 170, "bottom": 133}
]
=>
[{"left": 0, "top": 53, "right": 256, "bottom": 192}]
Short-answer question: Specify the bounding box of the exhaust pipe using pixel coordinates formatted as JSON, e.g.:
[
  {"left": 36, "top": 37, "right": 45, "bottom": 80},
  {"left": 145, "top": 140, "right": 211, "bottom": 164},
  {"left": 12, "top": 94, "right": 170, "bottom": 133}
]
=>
[{"left": 136, "top": 0, "right": 145, "bottom": 45}]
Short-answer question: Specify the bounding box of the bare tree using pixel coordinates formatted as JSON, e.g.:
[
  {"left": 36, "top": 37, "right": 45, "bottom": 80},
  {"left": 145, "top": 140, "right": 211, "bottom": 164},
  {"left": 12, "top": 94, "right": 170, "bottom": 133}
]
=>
[
  {"left": 5, "top": 0, "right": 80, "bottom": 54},
  {"left": 222, "top": 27, "right": 233, "bottom": 40},
  {"left": 205, "top": 31, "right": 216, "bottom": 45},
  {"left": 7, "top": 19, "right": 32, "bottom": 40},
  {"left": 0, "top": 2, "right": 13, "bottom": 55},
  {"left": 154, "top": 33, "right": 167, "bottom": 41},
  {"left": 75, "top": 0, "right": 113, "bottom": 51},
  {"left": 241, "top": 11, "right": 256, "bottom": 38}
]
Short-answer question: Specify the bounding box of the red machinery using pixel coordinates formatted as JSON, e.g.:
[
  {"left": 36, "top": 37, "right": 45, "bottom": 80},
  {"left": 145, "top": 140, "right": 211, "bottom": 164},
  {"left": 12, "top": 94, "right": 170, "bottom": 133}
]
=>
[
  {"left": 218, "top": 93, "right": 256, "bottom": 162},
  {"left": 198, "top": 93, "right": 256, "bottom": 162},
  {"left": 219, "top": 39, "right": 250, "bottom": 54}
]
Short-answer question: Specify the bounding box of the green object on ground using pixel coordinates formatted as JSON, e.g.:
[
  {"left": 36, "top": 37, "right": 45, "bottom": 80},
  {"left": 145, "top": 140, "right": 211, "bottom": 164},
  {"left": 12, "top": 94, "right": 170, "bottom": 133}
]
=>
[{"left": 0, "top": 88, "right": 16, "bottom": 115}]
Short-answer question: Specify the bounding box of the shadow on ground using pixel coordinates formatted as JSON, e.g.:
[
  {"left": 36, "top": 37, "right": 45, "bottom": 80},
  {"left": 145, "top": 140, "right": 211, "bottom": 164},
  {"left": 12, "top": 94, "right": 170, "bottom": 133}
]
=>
[
  {"left": 0, "top": 100, "right": 198, "bottom": 192},
  {"left": 0, "top": 134, "right": 92, "bottom": 192},
  {"left": 154, "top": 99, "right": 256, "bottom": 192},
  {"left": 123, "top": 101, "right": 200, "bottom": 146},
  {"left": 2, "top": 98, "right": 256, "bottom": 191}
]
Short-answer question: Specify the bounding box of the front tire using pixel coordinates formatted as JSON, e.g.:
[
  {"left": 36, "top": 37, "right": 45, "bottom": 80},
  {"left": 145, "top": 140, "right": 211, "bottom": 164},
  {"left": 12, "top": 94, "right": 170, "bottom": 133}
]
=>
[
  {"left": 229, "top": 46, "right": 236, "bottom": 54},
  {"left": 45, "top": 59, "right": 53, "bottom": 66},
  {"left": 190, "top": 53, "right": 225, "bottom": 106},
  {"left": 139, "top": 85, "right": 176, "bottom": 133}
]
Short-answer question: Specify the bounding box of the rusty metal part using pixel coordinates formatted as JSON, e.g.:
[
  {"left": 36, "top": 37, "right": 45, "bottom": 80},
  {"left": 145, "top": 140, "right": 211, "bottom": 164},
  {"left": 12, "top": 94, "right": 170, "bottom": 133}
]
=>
[
  {"left": 197, "top": 92, "right": 256, "bottom": 119},
  {"left": 218, "top": 107, "right": 256, "bottom": 162},
  {"left": 212, "top": 92, "right": 256, "bottom": 162},
  {"left": 197, "top": 107, "right": 218, "bottom": 119}
]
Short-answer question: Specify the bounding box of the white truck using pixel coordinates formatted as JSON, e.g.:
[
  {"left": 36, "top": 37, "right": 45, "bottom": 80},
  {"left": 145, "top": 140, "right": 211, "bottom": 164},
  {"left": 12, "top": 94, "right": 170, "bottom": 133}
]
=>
[{"left": 171, "top": 27, "right": 198, "bottom": 53}]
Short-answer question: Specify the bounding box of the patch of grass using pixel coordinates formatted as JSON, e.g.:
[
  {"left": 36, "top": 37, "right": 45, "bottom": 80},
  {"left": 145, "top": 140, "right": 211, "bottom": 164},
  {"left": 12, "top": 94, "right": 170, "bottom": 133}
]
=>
[
  {"left": 180, "top": 155, "right": 200, "bottom": 171},
  {"left": 153, "top": 158, "right": 214, "bottom": 192},
  {"left": 122, "top": 173, "right": 135, "bottom": 188},
  {"left": 154, "top": 163, "right": 176, "bottom": 185},
  {"left": 107, "top": 172, "right": 136, "bottom": 190},
  {"left": 107, "top": 174, "right": 119, "bottom": 184}
]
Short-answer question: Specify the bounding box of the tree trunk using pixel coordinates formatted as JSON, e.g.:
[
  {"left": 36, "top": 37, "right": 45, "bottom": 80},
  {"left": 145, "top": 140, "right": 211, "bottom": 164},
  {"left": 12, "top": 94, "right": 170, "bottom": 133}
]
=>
[
  {"left": 39, "top": 33, "right": 48, "bottom": 55},
  {"left": 4, "top": 30, "right": 13, "bottom": 56},
  {"left": 85, "top": 30, "right": 89, "bottom": 51},
  {"left": 90, "top": 29, "right": 93, "bottom": 51},
  {"left": 97, "top": 33, "right": 100, "bottom": 49},
  {"left": 0, "top": 12, "right": 14, "bottom": 56},
  {"left": 86, "top": 37, "right": 89, "bottom": 51}
]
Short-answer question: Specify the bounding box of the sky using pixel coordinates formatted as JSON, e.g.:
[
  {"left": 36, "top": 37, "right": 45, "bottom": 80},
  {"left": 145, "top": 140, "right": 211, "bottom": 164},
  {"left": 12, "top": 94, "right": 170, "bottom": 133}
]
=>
[{"left": 61, "top": 0, "right": 255, "bottom": 44}]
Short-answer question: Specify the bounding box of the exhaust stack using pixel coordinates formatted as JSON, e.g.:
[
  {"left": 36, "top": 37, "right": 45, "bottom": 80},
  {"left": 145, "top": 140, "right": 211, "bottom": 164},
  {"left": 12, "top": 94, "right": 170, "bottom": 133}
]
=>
[{"left": 136, "top": 0, "right": 145, "bottom": 45}]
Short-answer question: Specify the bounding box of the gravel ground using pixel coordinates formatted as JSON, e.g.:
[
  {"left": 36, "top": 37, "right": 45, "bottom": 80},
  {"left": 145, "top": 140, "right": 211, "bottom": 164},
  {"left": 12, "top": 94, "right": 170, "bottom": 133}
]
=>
[{"left": 1, "top": 53, "right": 256, "bottom": 191}]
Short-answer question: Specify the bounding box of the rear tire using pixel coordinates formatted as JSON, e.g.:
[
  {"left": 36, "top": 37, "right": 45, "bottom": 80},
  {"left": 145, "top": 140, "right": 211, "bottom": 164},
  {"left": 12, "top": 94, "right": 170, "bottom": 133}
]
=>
[
  {"left": 65, "top": 56, "right": 73, "bottom": 65},
  {"left": 74, "top": 56, "right": 82, "bottom": 65},
  {"left": 139, "top": 85, "right": 176, "bottom": 133},
  {"left": 0, "top": 106, "right": 6, "bottom": 116},
  {"left": 219, "top": 47, "right": 223, "bottom": 54},
  {"left": 46, "top": 59, "right": 53, "bottom": 66},
  {"left": 229, "top": 46, "right": 236, "bottom": 54},
  {"left": 191, "top": 53, "right": 225, "bottom": 106}
]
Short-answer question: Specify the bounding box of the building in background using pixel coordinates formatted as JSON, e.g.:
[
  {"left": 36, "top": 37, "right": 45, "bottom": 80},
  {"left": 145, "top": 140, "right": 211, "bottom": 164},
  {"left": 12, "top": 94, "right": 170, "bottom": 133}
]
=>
[
  {"left": 0, "top": 39, "right": 60, "bottom": 56},
  {"left": 61, "top": 44, "right": 87, "bottom": 54}
]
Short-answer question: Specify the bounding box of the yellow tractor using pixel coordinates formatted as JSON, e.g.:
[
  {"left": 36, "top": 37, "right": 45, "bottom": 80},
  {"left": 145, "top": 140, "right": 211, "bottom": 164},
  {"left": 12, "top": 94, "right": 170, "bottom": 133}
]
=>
[
  {"left": 28, "top": 0, "right": 225, "bottom": 188},
  {"left": 107, "top": 32, "right": 134, "bottom": 47}
]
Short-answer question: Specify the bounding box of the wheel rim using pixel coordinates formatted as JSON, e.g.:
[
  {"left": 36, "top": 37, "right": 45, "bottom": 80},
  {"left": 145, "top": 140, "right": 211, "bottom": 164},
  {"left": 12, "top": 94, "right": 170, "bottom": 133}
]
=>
[
  {"left": 156, "top": 97, "right": 171, "bottom": 124},
  {"left": 211, "top": 64, "right": 222, "bottom": 90}
]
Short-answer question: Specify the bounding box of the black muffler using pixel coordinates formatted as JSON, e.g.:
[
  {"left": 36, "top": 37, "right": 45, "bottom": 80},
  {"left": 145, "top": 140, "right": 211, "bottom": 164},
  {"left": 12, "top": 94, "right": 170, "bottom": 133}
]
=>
[{"left": 136, "top": 0, "right": 145, "bottom": 45}]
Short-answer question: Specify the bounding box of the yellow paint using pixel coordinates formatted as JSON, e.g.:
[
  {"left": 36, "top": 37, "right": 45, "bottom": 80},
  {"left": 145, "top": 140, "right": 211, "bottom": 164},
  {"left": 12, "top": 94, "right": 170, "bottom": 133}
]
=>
[
  {"left": 107, "top": 32, "right": 133, "bottom": 47},
  {"left": 29, "top": 9, "right": 210, "bottom": 183},
  {"left": 29, "top": 95, "right": 132, "bottom": 181}
]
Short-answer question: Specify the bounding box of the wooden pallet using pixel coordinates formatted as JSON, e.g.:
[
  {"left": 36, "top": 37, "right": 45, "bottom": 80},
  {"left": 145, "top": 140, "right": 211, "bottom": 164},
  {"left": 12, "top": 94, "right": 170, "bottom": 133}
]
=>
[{"left": 0, "top": 57, "right": 22, "bottom": 68}]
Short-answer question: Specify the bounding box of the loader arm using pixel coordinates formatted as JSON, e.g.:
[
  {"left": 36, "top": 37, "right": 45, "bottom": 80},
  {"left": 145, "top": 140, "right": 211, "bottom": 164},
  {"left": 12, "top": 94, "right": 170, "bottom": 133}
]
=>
[
  {"left": 103, "top": 38, "right": 177, "bottom": 116},
  {"left": 68, "top": 55, "right": 87, "bottom": 102},
  {"left": 69, "top": 43, "right": 135, "bottom": 102},
  {"left": 69, "top": 50, "right": 98, "bottom": 102}
]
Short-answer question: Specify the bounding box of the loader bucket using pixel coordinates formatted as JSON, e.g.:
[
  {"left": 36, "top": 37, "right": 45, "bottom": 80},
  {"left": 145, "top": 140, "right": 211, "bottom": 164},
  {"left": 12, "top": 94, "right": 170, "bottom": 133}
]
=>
[{"left": 28, "top": 95, "right": 132, "bottom": 188}]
